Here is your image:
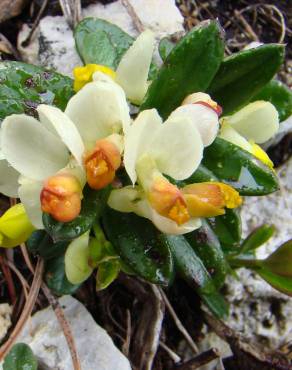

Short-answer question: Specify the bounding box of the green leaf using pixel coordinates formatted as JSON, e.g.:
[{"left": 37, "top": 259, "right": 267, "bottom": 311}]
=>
[
  {"left": 45, "top": 254, "right": 80, "bottom": 295},
  {"left": 102, "top": 208, "right": 174, "bottom": 285},
  {"left": 26, "top": 230, "right": 68, "bottom": 260},
  {"left": 162, "top": 234, "right": 228, "bottom": 318},
  {"left": 185, "top": 220, "right": 229, "bottom": 288},
  {"left": 203, "top": 137, "right": 279, "bottom": 195},
  {"left": 240, "top": 224, "right": 275, "bottom": 255},
  {"left": 263, "top": 239, "right": 292, "bottom": 277},
  {"left": 208, "top": 208, "right": 242, "bottom": 251},
  {"left": 65, "top": 232, "right": 93, "bottom": 284},
  {"left": 173, "top": 164, "right": 218, "bottom": 188},
  {"left": 256, "top": 267, "right": 292, "bottom": 297},
  {"left": 207, "top": 44, "right": 285, "bottom": 115},
  {"left": 96, "top": 260, "right": 120, "bottom": 290},
  {"left": 74, "top": 18, "right": 134, "bottom": 69},
  {"left": 251, "top": 80, "right": 292, "bottom": 122},
  {"left": 158, "top": 37, "right": 175, "bottom": 61},
  {"left": 0, "top": 61, "right": 74, "bottom": 121},
  {"left": 43, "top": 186, "right": 110, "bottom": 242},
  {"left": 3, "top": 343, "right": 37, "bottom": 370},
  {"left": 141, "top": 20, "right": 225, "bottom": 119}
]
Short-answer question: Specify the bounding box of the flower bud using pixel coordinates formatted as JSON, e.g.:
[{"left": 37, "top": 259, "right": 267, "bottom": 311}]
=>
[
  {"left": 182, "top": 92, "right": 222, "bottom": 116},
  {"left": 73, "top": 64, "right": 116, "bottom": 92},
  {"left": 83, "top": 138, "right": 121, "bottom": 190},
  {"left": 148, "top": 176, "right": 190, "bottom": 225},
  {"left": 41, "top": 174, "right": 82, "bottom": 222}
]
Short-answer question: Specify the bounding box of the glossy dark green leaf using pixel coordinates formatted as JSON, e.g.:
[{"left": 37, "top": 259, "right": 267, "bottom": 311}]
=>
[
  {"left": 158, "top": 37, "right": 175, "bottom": 61},
  {"left": 162, "top": 234, "right": 228, "bottom": 318},
  {"left": 0, "top": 61, "right": 74, "bottom": 121},
  {"left": 45, "top": 254, "right": 80, "bottom": 295},
  {"left": 102, "top": 208, "right": 173, "bottom": 285},
  {"left": 3, "top": 343, "right": 37, "bottom": 370},
  {"left": 173, "top": 164, "right": 218, "bottom": 188},
  {"left": 203, "top": 137, "right": 279, "bottom": 195},
  {"left": 141, "top": 20, "right": 225, "bottom": 119},
  {"left": 208, "top": 208, "right": 242, "bottom": 251},
  {"left": 263, "top": 239, "right": 292, "bottom": 277},
  {"left": 43, "top": 186, "right": 110, "bottom": 242},
  {"left": 251, "top": 79, "right": 292, "bottom": 122},
  {"left": 207, "top": 44, "right": 285, "bottom": 115},
  {"left": 185, "top": 220, "right": 229, "bottom": 288},
  {"left": 74, "top": 18, "right": 134, "bottom": 69},
  {"left": 240, "top": 224, "right": 275, "bottom": 255},
  {"left": 26, "top": 230, "right": 68, "bottom": 260}
]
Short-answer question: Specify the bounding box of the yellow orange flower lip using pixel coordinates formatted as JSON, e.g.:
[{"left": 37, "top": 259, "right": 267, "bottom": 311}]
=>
[
  {"left": 41, "top": 174, "right": 82, "bottom": 223},
  {"left": 83, "top": 139, "right": 121, "bottom": 191}
]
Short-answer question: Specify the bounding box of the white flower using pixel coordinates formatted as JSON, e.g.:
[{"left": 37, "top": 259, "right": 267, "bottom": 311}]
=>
[
  {"left": 220, "top": 101, "right": 279, "bottom": 168},
  {"left": 1, "top": 73, "right": 131, "bottom": 227}
]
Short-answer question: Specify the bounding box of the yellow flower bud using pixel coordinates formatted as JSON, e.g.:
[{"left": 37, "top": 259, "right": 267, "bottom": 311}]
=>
[
  {"left": 0, "top": 204, "right": 34, "bottom": 248},
  {"left": 73, "top": 64, "right": 116, "bottom": 92},
  {"left": 41, "top": 174, "right": 82, "bottom": 222}
]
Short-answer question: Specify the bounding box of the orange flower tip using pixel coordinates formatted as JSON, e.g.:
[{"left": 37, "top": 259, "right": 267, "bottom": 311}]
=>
[
  {"left": 193, "top": 101, "right": 222, "bottom": 116},
  {"left": 148, "top": 178, "right": 190, "bottom": 225},
  {"left": 84, "top": 139, "right": 121, "bottom": 190},
  {"left": 41, "top": 174, "right": 82, "bottom": 222}
]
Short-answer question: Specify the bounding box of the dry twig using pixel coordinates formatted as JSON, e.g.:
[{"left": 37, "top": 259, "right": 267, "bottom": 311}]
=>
[
  {"left": 0, "top": 258, "right": 44, "bottom": 360},
  {"left": 159, "top": 288, "right": 199, "bottom": 354},
  {"left": 174, "top": 348, "right": 220, "bottom": 370},
  {"left": 121, "top": 0, "right": 144, "bottom": 33},
  {"left": 41, "top": 284, "right": 82, "bottom": 370}
]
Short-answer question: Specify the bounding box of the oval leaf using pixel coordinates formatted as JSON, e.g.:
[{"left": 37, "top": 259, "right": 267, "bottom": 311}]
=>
[
  {"left": 26, "top": 230, "right": 68, "bottom": 260},
  {"left": 45, "top": 254, "right": 80, "bottom": 295},
  {"left": 251, "top": 79, "right": 292, "bottom": 122},
  {"left": 239, "top": 224, "right": 275, "bottom": 255},
  {"left": 3, "top": 343, "right": 37, "bottom": 370},
  {"left": 0, "top": 61, "right": 74, "bottom": 121},
  {"left": 102, "top": 208, "right": 173, "bottom": 286},
  {"left": 74, "top": 18, "right": 134, "bottom": 69},
  {"left": 263, "top": 239, "right": 292, "bottom": 277},
  {"left": 208, "top": 208, "right": 242, "bottom": 252},
  {"left": 141, "top": 20, "right": 225, "bottom": 119},
  {"left": 203, "top": 137, "right": 279, "bottom": 195},
  {"left": 207, "top": 44, "right": 285, "bottom": 115},
  {"left": 158, "top": 37, "right": 175, "bottom": 61},
  {"left": 43, "top": 186, "right": 110, "bottom": 242},
  {"left": 96, "top": 260, "right": 120, "bottom": 291},
  {"left": 161, "top": 234, "right": 228, "bottom": 318},
  {"left": 185, "top": 219, "right": 229, "bottom": 288},
  {"left": 256, "top": 267, "right": 292, "bottom": 297}
]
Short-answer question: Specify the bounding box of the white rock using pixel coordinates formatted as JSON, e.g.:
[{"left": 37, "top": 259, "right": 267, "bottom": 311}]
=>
[
  {"left": 0, "top": 296, "right": 131, "bottom": 370},
  {"left": 0, "top": 304, "right": 12, "bottom": 342},
  {"left": 18, "top": 0, "right": 184, "bottom": 76}
]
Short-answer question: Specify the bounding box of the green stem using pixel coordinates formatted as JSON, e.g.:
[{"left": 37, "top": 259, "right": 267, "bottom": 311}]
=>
[{"left": 230, "top": 258, "right": 263, "bottom": 269}]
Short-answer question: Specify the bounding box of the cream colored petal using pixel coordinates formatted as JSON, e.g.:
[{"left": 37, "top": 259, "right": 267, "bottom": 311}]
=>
[
  {"left": 116, "top": 30, "right": 155, "bottom": 104},
  {"left": 147, "top": 115, "right": 204, "bottom": 180},
  {"left": 65, "top": 76, "right": 131, "bottom": 149},
  {"left": 124, "top": 109, "right": 162, "bottom": 184},
  {"left": 228, "top": 101, "right": 279, "bottom": 144},
  {"left": 168, "top": 104, "right": 219, "bottom": 146},
  {"left": 0, "top": 159, "right": 19, "bottom": 197},
  {"left": 1, "top": 114, "right": 69, "bottom": 181},
  {"left": 18, "top": 178, "right": 44, "bottom": 229},
  {"left": 37, "top": 105, "right": 85, "bottom": 165},
  {"left": 65, "top": 231, "right": 93, "bottom": 284},
  {"left": 219, "top": 122, "right": 252, "bottom": 152}
]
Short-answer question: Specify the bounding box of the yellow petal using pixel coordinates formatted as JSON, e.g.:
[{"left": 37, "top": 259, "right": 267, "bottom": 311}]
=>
[
  {"left": 250, "top": 142, "right": 274, "bottom": 169},
  {"left": 0, "top": 203, "right": 34, "bottom": 248},
  {"left": 73, "top": 64, "right": 116, "bottom": 92}
]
